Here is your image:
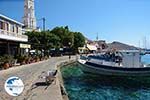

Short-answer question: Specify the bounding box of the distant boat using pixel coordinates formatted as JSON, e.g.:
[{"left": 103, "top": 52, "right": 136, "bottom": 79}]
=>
[{"left": 78, "top": 50, "right": 150, "bottom": 76}]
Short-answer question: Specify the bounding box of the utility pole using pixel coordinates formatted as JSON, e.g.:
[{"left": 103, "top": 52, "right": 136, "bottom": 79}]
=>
[{"left": 37, "top": 17, "right": 46, "bottom": 31}]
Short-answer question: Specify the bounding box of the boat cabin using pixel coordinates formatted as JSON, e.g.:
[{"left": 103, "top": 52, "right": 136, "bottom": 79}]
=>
[{"left": 119, "top": 50, "right": 141, "bottom": 68}]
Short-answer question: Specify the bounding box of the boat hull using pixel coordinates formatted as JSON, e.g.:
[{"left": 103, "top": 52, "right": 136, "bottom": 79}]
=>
[{"left": 78, "top": 61, "right": 150, "bottom": 76}]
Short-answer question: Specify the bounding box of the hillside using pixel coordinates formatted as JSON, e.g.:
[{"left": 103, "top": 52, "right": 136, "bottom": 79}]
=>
[{"left": 107, "top": 41, "right": 138, "bottom": 50}]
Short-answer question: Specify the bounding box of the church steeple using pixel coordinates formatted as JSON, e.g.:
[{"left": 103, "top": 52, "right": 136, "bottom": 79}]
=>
[{"left": 23, "top": 0, "right": 36, "bottom": 30}]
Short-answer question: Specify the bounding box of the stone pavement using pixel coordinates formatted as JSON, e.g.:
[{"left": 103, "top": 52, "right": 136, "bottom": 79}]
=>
[{"left": 0, "top": 56, "right": 75, "bottom": 100}]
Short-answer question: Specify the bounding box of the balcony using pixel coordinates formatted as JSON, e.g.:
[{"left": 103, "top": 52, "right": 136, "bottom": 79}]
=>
[{"left": 0, "top": 29, "right": 28, "bottom": 42}]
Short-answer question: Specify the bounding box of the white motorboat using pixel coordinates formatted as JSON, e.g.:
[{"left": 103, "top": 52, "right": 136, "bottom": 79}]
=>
[{"left": 78, "top": 50, "right": 150, "bottom": 76}]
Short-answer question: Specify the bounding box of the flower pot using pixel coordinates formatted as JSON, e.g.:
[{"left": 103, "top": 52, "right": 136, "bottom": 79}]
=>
[
  {"left": 36, "top": 58, "right": 40, "bottom": 62},
  {"left": 3, "top": 62, "right": 9, "bottom": 69},
  {"left": 21, "top": 60, "right": 26, "bottom": 65}
]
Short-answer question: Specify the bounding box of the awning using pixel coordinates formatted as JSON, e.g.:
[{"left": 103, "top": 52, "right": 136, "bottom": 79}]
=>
[
  {"left": 87, "top": 44, "right": 97, "bottom": 51},
  {"left": 78, "top": 47, "right": 87, "bottom": 50}
]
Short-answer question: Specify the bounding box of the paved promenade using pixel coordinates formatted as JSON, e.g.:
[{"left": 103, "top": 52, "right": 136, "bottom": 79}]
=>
[{"left": 0, "top": 56, "right": 74, "bottom": 100}]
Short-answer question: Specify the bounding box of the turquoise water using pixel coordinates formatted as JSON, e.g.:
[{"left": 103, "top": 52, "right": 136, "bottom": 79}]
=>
[
  {"left": 61, "top": 62, "right": 150, "bottom": 100},
  {"left": 141, "top": 55, "right": 150, "bottom": 64}
]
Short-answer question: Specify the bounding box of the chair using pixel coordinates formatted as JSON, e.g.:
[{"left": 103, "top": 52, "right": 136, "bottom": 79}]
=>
[
  {"left": 45, "top": 70, "right": 57, "bottom": 84},
  {"left": 39, "top": 69, "right": 57, "bottom": 84}
]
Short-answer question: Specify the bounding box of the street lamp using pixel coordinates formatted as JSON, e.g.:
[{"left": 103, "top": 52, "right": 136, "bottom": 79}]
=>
[
  {"left": 68, "top": 42, "right": 71, "bottom": 47},
  {"left": 68, "top": 42, "right": 71, "bottom": 59}
]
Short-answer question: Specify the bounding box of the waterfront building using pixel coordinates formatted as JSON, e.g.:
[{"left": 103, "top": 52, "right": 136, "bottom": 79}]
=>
[
  {"left": 23, "top": 0, "right": 37, "bottom": 31},
  {"left": 78, "top": 39, "right": 97, "bottom": 54},
  {"left": 0, "top": 14, "right": 30, "bottom": 56},
  {"left": 87, "top": 39, "right": 107, "bottom": 53}
]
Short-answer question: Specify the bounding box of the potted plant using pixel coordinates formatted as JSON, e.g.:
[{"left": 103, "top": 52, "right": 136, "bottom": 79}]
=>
[
  {"left": 25, "top": 56, "right": 31, "bottom": 64},
  {"left": 34, "top": 56, "right": 40, "bottom": 62},
  {"left": 17, "top": 55, "right": 26, "bottom": 65},
  {"left": 44, "top": 55, "right": 48, "bottom": 60},
  {"left": 3, "top": 61, "right": 9, "bottom": 69},
  {"left": 2, "top": 55, "right": 13, "bottom": 69},
  {"left": 0, "top": 56, "right": 3, "bottom": 70}
]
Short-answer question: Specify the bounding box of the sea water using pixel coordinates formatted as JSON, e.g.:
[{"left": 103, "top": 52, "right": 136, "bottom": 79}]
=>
[
  {"left": 61, "top": 56, "right": 150, "bottom": 100},
  {"left": 141, "top": 55, "right": 150, "bottom": 64}
]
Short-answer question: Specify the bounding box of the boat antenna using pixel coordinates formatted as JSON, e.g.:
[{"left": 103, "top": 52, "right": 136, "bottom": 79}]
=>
[
  {"left": 143, "top": 36, "right": 147, "bottom": 49},
  {"left": 138, "top": 40, "right": 140, "bottom": 48}
]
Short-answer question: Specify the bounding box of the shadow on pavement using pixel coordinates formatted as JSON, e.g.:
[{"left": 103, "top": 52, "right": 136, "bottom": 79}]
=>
[{"left": 30, "top": 81, "right": 53, "bottom": 91}]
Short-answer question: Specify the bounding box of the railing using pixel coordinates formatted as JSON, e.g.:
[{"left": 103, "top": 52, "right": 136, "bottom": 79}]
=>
[{"left": 0, "top": 29, "right": 28, "bottom": 40}]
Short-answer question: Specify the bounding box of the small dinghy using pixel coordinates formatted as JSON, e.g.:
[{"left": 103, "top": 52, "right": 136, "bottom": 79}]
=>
[{"left": 78, "top": 50, "right": 150, "bottom": 76}]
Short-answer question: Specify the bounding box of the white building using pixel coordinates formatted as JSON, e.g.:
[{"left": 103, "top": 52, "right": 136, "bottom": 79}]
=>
[{"left": 0, "top": 14, "right": 30, "bottom": 56}]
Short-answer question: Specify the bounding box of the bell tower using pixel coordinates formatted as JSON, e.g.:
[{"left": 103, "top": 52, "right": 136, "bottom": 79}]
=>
[{"left": 23, "top": 0, "right": 36, "bottom": 30}]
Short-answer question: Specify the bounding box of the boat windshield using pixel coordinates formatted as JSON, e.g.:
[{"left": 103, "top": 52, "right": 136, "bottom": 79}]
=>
[{"left": 88, "top": 52, "right": 123, "bottom": 63}]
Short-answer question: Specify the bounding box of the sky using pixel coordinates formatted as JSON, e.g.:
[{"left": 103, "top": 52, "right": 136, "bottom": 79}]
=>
[{"left": 0, "top": 0, "right": 150, "bottom": 48}]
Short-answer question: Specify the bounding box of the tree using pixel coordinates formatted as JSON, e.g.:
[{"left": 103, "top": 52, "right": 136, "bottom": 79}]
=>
[
  {"left": 50, "top": 26, "right": 74, "bottom": 47},
  {"left": 25, "top": 26, "right": 85, "bottom": 55},
  {"left": 73, "top": 32, "right": 85, "bottom": 53},
  {"left": 25, "top": 31, "right": 41, "bottom": 50},
  {"left": 25, "top": 31, "right": 60, "bottom": 56}
]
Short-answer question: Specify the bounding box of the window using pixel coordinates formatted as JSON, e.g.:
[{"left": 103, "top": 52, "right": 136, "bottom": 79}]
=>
[
  {"left": 6, "top": 23, "right": 9, "bottom": 31},
  {"left": 16, "top": 26, "right": 18, "bottom": 33},
  {"left": 0, "top": 21, "right": 5, "bottom": 30},
  {"left": 12, "top": 25, "right": 15, "bottom": 32},
  {"left": 2, "top": 22, "right": 5, "bottom": 30},
  {"left": 0, "top": 21, "right": 2, "bottom": 29}
]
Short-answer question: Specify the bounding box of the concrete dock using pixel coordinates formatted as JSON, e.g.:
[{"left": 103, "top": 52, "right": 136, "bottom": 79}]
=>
[{"left": 0, "top": 56, "right": 75, "bottom": 100}]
